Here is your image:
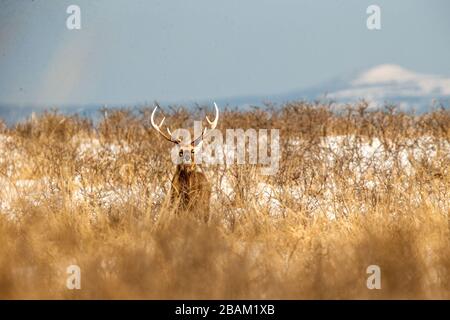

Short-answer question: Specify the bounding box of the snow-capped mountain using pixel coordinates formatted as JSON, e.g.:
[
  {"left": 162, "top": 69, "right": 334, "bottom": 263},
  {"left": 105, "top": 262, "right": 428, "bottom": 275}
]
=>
[
  {"left": 218, "top": 64, "right": 450, "bottom": 112},
  {"left": 326, "top": 64, "right": 450, "bottom": 110}
]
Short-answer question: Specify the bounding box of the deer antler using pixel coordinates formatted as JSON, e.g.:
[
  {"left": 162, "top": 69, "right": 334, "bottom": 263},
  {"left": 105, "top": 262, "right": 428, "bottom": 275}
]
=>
[
  {"left": 150, "top": 103, "right": 180, "bottom": 144},
  {"left": 191, "top": 102, "right": 220, "bottom": 146}
]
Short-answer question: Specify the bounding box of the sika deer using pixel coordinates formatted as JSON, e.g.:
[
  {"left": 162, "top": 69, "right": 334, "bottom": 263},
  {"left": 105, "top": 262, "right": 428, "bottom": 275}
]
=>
[{"left": 150, "top": 103, "right": 219, "bottom": 222}]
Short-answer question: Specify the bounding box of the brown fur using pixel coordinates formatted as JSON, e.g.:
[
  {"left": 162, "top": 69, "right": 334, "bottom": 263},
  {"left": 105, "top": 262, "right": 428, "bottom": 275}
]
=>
[{"left": 170, "top": 163, "right": 211, "bottom": 222}]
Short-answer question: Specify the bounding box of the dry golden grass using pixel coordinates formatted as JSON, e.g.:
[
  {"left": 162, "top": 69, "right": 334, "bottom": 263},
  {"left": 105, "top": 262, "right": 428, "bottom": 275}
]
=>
[{"left": 0, "top": 101, "right": 449, "bottom": 299}]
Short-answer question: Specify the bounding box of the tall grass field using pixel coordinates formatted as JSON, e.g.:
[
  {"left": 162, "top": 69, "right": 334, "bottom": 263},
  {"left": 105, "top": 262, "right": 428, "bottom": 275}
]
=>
[{"left": 0, "top": 102, "right": 449, "bottom": 299}]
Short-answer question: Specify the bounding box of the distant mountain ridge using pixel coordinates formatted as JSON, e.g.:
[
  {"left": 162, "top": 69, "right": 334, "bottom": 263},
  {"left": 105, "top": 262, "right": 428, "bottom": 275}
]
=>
[
  {"left": 1, "top": 64, "right": 449, "bottom": 125},
  {"left": 326, "top": 64, "right": 450, "bottom": 109},
  {"left": 214, "top": 64, "right": 450, "bottom": 111}
]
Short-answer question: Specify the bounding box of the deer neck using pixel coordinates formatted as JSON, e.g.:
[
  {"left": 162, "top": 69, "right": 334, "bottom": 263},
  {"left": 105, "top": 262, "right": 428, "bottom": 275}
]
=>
[{"left": 176, "top": 163, "right": 198, "bottom": 175}]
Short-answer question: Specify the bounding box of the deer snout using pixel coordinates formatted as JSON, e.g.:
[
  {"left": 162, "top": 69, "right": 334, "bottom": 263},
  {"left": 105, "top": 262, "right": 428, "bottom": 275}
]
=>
[{"left": 183, "top": 152, "right": 191, "bottom": 163}]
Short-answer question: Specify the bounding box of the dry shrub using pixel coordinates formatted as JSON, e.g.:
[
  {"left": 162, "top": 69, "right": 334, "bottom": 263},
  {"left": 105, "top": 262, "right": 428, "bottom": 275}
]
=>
[{"left": 0, "top": 102, "right": 449, "bottom": 299}]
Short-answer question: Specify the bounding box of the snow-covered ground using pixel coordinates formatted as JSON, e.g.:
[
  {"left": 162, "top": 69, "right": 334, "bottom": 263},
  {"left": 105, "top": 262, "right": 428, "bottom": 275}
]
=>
[{"left": 1, "top": 134, "right": 449, "bottom": 219}]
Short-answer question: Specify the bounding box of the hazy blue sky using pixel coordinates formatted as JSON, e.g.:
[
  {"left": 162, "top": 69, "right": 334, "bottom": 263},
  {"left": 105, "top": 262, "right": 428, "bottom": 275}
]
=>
[{"left": 0, "top": 0, "right": 449, "bottom": 106}]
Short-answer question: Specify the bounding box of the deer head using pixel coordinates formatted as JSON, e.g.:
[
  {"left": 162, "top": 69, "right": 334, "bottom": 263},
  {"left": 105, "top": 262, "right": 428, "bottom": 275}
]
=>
[{"left": 150, "top": 102, "right": 219, "bottom": 169}]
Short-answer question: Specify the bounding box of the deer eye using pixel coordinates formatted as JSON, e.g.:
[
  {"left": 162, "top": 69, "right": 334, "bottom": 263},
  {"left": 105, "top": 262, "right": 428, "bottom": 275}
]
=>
[{"left": 179, "top": 150, "right": 183, "bottom": 157}]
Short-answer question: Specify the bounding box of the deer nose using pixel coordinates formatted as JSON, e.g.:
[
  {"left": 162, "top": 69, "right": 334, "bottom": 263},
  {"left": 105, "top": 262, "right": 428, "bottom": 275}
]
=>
[{"left": 183, "top": 153, "right": 191, "bottom": 162}]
